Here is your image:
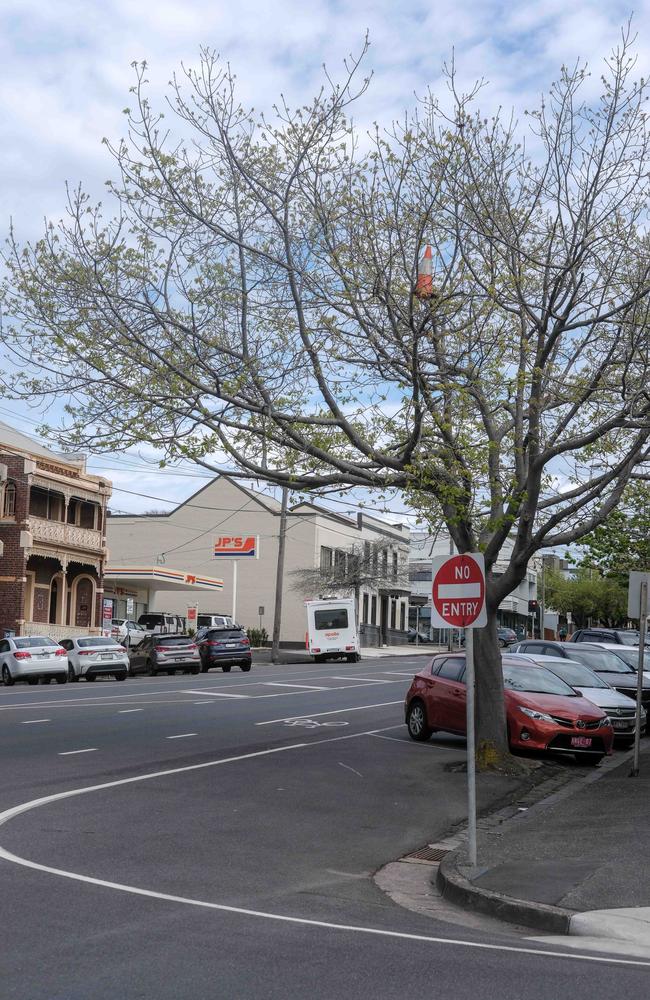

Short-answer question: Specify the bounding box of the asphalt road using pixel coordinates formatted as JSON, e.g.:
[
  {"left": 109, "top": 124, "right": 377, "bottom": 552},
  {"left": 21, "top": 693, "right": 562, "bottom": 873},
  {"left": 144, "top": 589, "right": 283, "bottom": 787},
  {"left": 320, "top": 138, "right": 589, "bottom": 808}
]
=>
[{"left": 0, "top": 654, "right": 647, "bottom": 999}]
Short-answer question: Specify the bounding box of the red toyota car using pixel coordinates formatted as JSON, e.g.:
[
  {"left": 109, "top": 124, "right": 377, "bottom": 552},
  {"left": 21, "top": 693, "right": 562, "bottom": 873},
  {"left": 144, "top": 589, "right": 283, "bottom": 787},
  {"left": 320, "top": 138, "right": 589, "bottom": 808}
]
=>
[{"left": 405, "top": 653, "right": 614, "bottom": 766}]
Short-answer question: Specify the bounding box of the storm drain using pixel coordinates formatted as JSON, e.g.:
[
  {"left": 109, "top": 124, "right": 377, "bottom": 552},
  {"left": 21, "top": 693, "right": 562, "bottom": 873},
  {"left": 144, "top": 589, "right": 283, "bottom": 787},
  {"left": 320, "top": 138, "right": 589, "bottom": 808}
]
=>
[{"left": 400, "top": 845, "right": 450, "bottom": 865}]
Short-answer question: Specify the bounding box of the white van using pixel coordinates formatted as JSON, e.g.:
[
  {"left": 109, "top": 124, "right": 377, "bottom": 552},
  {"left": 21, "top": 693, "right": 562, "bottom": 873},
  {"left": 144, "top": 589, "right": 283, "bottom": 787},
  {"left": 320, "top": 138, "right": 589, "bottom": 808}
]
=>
[
  {"left": 305, "top": 598, "right": 360, "bottom": 662},
  {"left": 137, "top": 613, "right": 186, "bottom": 635},
  {"left": 196, "top": 614, "right": 236, "bottom": 630}
]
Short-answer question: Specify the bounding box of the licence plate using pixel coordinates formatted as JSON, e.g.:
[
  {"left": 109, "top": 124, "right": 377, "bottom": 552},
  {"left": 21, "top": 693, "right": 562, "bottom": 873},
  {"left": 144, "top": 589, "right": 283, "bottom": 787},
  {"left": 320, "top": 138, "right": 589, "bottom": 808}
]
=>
[
  {"left": 100, "top": 653, "right": 115, "bottom": 660},
  {"left": 612, "top": 719, "right": 632, "bottom": 730},
  {"left": 571, "top": 736, "right": 592, "bottom": 748},
  {"left": 226, "top": 643, "right": 237, "bottom": 648}
]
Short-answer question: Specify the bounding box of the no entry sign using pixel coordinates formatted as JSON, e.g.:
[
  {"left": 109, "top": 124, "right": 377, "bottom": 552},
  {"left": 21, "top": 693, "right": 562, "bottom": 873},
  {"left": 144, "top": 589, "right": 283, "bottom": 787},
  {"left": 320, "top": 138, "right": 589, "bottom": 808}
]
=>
[{"left": 430, "top": 553, "right": 487, "bottom": 629}]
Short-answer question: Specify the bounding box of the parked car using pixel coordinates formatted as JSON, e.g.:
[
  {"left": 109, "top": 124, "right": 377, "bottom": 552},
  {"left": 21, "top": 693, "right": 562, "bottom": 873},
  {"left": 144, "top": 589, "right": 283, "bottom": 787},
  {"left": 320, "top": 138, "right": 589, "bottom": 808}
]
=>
[
  {"left": 460, "top": 626, "right": 517, "bottom": 648},
  {"left": 196, "top": 614, "right": 236, "bottom": 630},
  {"left": 59, "top": 636, "right": 129, "bottom": 682},
  {"left": 137, "top": 613, "right": 186, "bottom": 636},
  {"left": 407, "top": 628, "right": 431, "bottom": 644},
  {"left": 197, "top": 627, "right": 252, "bottom": 673},
  {"left": 569, "top": 628, "right": 649, "bottom": 647},
  {"left": 128, "top": 634, "right": 200, "bottom": 676},
  {"left": 0, "top": 635, "right": 68, "bottom": 686},
  {"left": 404, "top": 653, "right": 614, "bottom": 765},
  {"left": 585, "top": 642, "right": 650, "bottom": 671},
  {"left": 509, "top": 652, "right": 645, "bottom": 747},
  {"left": 509, "top": 640, "right": 650, "bottom": 713},
  {"left": 111, "top": 618, "right": 147, "bottom": 649}
]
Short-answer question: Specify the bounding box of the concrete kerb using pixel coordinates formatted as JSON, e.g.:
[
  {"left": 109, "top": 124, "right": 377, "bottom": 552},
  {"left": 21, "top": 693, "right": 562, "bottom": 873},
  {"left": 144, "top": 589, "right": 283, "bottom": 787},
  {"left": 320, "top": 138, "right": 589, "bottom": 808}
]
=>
[{"left": 435, "top": 747, "right": 636, "bottom": 936}]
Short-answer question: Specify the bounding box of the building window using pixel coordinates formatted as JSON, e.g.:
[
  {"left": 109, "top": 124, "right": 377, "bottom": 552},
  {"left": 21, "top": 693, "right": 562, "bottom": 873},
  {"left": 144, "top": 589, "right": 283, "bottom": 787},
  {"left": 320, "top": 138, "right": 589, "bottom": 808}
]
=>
[
  {"left": 334, "top": 549, "right": 346, "bottom": 571},
  {"left": 362, "top": 593, "right": 369, "bottom": 624},
  {"left": 382, "top": 549, "right": 388, "bottom": 575},
  {"left": 400, "top": 603, "right": 406, "bottom": 631},
  {"left": 371, "top": 595, "right": 377, "bottom": 624},
  {"left": 2, "top": 481, "right": 16, "bottom": 517},
  {"left": 390, "top": 599, "right": 396, "bottom": 629},
  {"left": 320, "top": 546, "right": 333, "bottom": 571},
  {"left": 392, "top": 551, "right": 398, "bottom": 577}
]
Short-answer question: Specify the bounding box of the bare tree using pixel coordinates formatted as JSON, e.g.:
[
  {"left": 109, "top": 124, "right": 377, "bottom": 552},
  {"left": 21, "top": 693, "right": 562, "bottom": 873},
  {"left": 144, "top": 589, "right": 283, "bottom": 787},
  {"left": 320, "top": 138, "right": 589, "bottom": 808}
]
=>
[
  {"left": 291, "top": 539, "right": 409, "bottom": 621},
  {"left": 3, "top": 30, "right": 650, "bottom": 769}
]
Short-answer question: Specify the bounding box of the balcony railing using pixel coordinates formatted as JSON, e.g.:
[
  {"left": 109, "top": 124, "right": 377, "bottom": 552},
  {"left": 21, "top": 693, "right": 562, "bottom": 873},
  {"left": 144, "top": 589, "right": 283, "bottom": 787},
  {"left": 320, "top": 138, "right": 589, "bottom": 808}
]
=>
[
  {"left": 22, "top": 621, "right": 103, "bottom": 640},
  {"left": 28, "top": 515, "right": 103, "bottom": 552}
]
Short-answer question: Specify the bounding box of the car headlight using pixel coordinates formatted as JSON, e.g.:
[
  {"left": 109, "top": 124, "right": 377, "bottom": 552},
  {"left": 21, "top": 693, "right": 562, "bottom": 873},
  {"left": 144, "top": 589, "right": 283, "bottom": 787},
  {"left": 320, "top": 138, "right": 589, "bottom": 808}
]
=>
[
  {"left": 519, "top": 706, "right": 554, "bottom": 723},
  {"left": 598, "top": 717, "right": 612, "bottom": 728}
]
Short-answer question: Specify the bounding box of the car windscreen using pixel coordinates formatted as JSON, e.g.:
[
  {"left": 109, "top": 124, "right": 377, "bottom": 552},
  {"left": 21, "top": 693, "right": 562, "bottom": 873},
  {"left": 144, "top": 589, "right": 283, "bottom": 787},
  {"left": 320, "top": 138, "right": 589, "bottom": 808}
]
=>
[
  {"left": 502, "top": 662, "right": 576, "bottom": 696},
  {"left": 568, "top": 647, "right": 635, "bottom": 673},
  {"left": 314, "top": 609, "right": 348, "bottom": 630},
  {"left": 205, "top": 630, "right": 244, "bottom": 641},
  {"left": 155, "top": 636, "right": 192, "bottom": 646},
  {"left": 542, "top": 659, "right": 609, "bottom": 689},
  {"left": 14, "top": 637, "right": 58, "bottom": 648},
  {"left": 616, "top": 632, "right": 641, "bottom": 646},
  {"left": 608, "top": 647, "right": 650, "bottom": 669},
  {"left": 138, "top": 615, "right": 163, "bottom": 628},
  {"left": 77, "top": 638, "right": 120, "bottom": 648}
]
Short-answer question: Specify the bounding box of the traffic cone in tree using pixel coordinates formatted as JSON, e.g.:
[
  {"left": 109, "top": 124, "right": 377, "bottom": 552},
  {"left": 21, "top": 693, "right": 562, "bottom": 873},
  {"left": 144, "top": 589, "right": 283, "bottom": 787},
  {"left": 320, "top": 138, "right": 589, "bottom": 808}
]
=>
[{"left": 415, "top": 244, "right": 435, "bottom": 300}]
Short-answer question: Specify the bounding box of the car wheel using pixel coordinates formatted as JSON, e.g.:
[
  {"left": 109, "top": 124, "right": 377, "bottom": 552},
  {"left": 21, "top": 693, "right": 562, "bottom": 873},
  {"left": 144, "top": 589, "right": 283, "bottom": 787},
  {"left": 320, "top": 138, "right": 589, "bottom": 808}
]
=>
[
  {"left": 190, "top": 665, "right": 200, "bottom": 675},
  {"left": 128, "top": 664, "right": 136, "bottom": 678},
  {"left": 27, "top": 678, "right": 38, "bottom": 685},
  {"left": 575, "top": 753, "right": 604, "bottom": 767},
  {"left": 115, "top": 673, "right": 127, "bottom": 681},
  {"left": 222, "top": 665, "right": 232, "bottom": 673},
  {"left": 68, "top": 664, "right": 78, "bottom": 682},
  {"left": 2, "top": 665, "right": 14, "bottom": 687},
  {"left": 55, "top": 674, "right": 67, "bottom": 685},
  {"left": 167, "top": 669, "right": 175, "bottom": 676},
  {"left": 147, "top": 660, "right": 156, "bottom": 677},
  {"left": 240, "top": 662, "right": 252, "bottom": 672},
  {"left": 86, "top": 674, "right": 96, "bottom": 682},
  {"left": 41, "top": 677, "right": 52, "bottom": 684},
  {"left": 407, "top": 701, "right": 432, "bottom": 742}
]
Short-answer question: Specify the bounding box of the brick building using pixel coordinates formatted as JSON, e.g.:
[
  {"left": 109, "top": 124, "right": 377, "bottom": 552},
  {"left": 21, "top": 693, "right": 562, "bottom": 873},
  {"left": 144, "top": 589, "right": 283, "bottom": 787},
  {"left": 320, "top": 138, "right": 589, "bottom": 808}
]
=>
[{"left": 0, "top": 420, "right": 112, "bottom": 639}]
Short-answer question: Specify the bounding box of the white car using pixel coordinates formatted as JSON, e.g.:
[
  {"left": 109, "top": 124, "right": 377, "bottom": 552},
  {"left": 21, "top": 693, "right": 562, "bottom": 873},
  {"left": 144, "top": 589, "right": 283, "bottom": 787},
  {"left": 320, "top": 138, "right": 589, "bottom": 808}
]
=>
[
  {"left": 583, "top": 642, "right": 650, "bottom": 672},
  {"left": 110, "top": 619, "right": 147, "bottom": 649},
  {"left": 0, "top": 635, "right": 68, "bottom": 686},
  {"left": 59, "top": 636, "right": 129, "bottom": 682}
]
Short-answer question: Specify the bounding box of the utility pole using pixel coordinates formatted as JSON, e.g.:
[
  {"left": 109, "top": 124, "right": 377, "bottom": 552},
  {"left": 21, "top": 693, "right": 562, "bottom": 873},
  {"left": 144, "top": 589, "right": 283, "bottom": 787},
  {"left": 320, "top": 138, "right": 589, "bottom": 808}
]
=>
[
  {"left": 540, "top": 556, "right": 546, "bottom": 641},
  {"left": 271, "top": 486, "right": 289, "bottom": 663}
]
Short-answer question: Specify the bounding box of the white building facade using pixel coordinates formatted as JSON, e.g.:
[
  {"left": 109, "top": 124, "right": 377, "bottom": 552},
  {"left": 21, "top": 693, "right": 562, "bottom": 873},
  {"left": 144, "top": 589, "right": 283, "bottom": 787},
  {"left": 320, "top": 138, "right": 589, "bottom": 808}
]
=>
[
  {"left": 409, "top": 530, "right": 538, "bottom": 638},
  {"left": 106, "top": 476, "right": 410, "bottom": 646}
]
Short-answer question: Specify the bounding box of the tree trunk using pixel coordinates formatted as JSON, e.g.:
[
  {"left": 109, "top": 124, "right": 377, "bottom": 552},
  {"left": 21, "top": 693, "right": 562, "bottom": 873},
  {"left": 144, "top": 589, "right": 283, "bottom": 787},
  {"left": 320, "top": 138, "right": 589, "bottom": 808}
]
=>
[{"left": 474, "top": 619, "right": 509, "bottom": 768}]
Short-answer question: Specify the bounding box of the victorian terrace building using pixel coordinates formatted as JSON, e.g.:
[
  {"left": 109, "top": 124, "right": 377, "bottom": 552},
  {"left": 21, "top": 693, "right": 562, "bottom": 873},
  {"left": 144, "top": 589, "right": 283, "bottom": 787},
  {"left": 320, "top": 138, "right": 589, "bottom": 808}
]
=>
[{"left": 0, "top": 420, "right": 112, "bottom": 639}]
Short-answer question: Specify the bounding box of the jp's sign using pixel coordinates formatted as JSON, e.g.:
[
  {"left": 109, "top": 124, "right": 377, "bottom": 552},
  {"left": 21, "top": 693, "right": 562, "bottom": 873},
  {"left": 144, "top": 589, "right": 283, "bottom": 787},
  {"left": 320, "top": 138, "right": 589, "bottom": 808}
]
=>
[
  {"left": 431, "top": 553, "right": 487, "bottom": 628},
  {"left": 213, "top": 536, "right": 258, "bottom": 558}
]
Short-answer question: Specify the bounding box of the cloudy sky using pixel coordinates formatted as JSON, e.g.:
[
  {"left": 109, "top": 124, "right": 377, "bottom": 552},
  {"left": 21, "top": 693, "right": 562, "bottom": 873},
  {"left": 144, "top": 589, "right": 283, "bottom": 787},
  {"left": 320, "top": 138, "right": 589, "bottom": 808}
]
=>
[{"left": 0, "top": 0, "right": 646, "bottom": 515}]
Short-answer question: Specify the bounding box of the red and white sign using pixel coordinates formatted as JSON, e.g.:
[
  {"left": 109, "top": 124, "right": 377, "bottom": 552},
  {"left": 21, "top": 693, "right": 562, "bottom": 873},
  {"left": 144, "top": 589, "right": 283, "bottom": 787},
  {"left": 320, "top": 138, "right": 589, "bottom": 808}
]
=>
[
  {"left": 431, "top": 553, "right": 487, "bottom": 629},
  {"left": 213, "top": 535, "right": 258, "bottom": 558},
  {"left": 187, "top": 605, "right": 198, "bottom": 626}
]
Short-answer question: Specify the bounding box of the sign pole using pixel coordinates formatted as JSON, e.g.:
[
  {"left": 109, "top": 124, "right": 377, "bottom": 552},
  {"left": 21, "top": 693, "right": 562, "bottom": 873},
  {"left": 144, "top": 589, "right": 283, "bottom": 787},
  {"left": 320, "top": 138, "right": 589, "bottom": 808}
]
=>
[
  {"left": 631, "top": 581, "right": 648, "bottom": 778},
  {"left": 232, "top": 561, "right": 238, "bottom": 622},
  {"left": 465, "top": 625, "right": 477, "bottom": 867}
]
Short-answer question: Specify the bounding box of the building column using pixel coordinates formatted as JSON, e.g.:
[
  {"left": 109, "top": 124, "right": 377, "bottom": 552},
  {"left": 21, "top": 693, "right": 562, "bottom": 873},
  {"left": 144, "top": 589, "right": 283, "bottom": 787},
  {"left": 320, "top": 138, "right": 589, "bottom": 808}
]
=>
[{"left": 60, "top": 556, "right": 68, "bottom": 625}]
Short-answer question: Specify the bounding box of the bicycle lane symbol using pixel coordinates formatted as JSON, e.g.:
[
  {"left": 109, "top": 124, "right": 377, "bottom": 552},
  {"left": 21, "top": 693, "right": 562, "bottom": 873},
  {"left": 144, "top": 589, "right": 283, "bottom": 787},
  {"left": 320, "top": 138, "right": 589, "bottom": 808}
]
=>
[{"left": 283, "top": 719, "right": 349, "bottom": 729}]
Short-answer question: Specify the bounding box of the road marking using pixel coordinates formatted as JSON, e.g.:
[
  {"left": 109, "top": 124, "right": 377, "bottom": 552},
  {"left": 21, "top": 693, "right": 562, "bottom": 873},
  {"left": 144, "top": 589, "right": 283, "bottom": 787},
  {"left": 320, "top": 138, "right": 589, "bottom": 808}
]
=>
[
  {"left": 382, "top": 671, "right": 417, "bottom": 676},
  {"left": 166, "top": 733, "right": 198, "bottom": 739},
  {"left": 284, "top": 719, "right": 349, "bottom": 729},
  {"left": 193, "top": 701, "right": 214, "bottom": 704},
  {"left": 370, "top": 733, "right": 463, "bottom": 752},
  {"left": 338, "top": 762, "right": 363, "bottom": 777},
  {"left": 182, "top": 690, "right": 250, "bottom": 699},
  {"left": 264, "top": 683, "right": 329, "bottom": 690},
  {"left": 256, "top": 701, "right": 403, "bottom": 726},
  {"left": 328, "top": 676, "right": 392, "bottom": 684},
  {"left": 21, "top": 719, "right": 50, "bottom": 724},
  {"left": 0, "top": 740, "right": 647, "bottom": 969},
  {"left": 58, "top": 748, "right": 98, "bottom": 756},
  {"left": 118, "top": 709, "right": 143, "bottom": 714}
]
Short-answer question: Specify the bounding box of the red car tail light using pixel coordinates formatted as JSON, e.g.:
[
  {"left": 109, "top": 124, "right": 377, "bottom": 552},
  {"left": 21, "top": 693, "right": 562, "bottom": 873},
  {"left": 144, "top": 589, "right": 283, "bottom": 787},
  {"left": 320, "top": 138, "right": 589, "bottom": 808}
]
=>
[
  {"left": 55, "top": 648, "right": 67, "bottom": 657},
  {"left": 186, "top": 644, "right": 197, "bottom": 651},
  {"left": 13, "top": 651, "right": 31, "bottom": 660},
  {"left": 345, "top": 645, "right": 355, "bottom": 651},
  {"left": 312, "top": 647, "right": 321, "bottom": 654},
  {"left": 77, "top": 650, "right": 95, "bottom": 656},
  {"left": 155, "top": 646, "right": 169, "bottom": 653},
  {"left": 241, "top": 638, "right": 250, "bottom": 646}
]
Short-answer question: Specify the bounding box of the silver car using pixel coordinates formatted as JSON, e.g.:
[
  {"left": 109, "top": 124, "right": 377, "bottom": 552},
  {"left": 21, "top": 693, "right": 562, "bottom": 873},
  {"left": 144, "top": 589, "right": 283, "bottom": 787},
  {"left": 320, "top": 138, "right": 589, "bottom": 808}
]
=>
[
  {"left": 59, "top": 636, "right": 129, "bottom": 682},
  {"left": 0, "top": 635, "right": 68, "bottom": 686}
]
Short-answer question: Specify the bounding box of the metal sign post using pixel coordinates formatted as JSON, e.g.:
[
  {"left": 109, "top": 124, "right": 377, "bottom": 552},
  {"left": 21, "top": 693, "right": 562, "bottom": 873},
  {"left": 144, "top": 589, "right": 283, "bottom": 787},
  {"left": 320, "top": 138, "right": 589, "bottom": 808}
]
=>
[
  {"left": 431, "top": 552, "right": 487, "bottom": 868},
  {"left": 631, "top": 580, "right": 648, "bottom": 778}
]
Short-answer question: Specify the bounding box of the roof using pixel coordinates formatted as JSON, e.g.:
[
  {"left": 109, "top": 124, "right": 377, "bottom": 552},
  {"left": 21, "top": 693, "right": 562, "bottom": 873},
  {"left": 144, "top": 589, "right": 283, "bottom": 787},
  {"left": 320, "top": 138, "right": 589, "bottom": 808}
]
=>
[{"left": 0, "top": 418, "right": 86, "bottom": 469}]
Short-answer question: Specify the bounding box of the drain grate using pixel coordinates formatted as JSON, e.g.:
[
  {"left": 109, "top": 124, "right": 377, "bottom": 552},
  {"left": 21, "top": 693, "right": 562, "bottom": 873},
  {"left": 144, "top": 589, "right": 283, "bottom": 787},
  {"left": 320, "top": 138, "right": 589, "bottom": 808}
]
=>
[{"left": 401, "top": 845, "right": 450, "bottom": 865}]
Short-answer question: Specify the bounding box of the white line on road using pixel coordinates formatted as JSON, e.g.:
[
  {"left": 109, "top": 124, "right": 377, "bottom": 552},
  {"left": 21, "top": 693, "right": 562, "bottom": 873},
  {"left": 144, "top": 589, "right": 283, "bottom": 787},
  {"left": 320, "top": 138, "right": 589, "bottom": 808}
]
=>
[
  {"left": 370, "top": 733, "right": 463, "bottom": 752},
  {"left": 118, "top": 709, "right": 144, "bottom": 714},
  {"left": 182, "top": 690, "right": 250, "bottom": 699},
  {"left": 264, "top": 683, "right": 329, "bottom": 690},
  {"left": 166, "top": 733, "right": 198, "bottom": 740},
  {"left": 0, "top": 741, "right": 646, "bottom": 969},
  {"left": 58, "top": 748, "right": 98, "bottom": 756},
  {"left": 328, "top": 676, "right": 392, "bottom": 684},
  {"left": 338, "top": 762, "right": 363, "bottom": 778},
  {"left": 256, "top": 700, "right": 403, "bottom": 726},
  {"left": 193, "top": 701, "right": 215, "bottom": 704},
  {"left": 21, "top": 719, "right": 50, "bottom": 724}
]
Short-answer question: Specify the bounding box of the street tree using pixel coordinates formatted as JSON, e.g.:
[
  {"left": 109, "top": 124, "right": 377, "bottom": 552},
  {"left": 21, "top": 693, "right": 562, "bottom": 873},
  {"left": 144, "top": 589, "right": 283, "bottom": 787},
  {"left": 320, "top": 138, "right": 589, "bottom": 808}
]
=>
[
  {"left": 544, "top": 569, "right": 628, "bottom": 629},
  {"left": 573, "top": 482, "right": 650, "bottom": 584},
  {"left": 291, "top": 539, "right": 409, "bottom": 621},
  {"left": 2, "top": 32, "right": 650, "bottom": 769}
]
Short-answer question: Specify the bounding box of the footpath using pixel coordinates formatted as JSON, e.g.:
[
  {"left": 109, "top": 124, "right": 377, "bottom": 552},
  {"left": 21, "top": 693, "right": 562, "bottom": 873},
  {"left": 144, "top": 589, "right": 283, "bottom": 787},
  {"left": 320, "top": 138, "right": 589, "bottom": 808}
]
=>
[{"left": 438, "top": 744, "right": 650, "bottom": 948}]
